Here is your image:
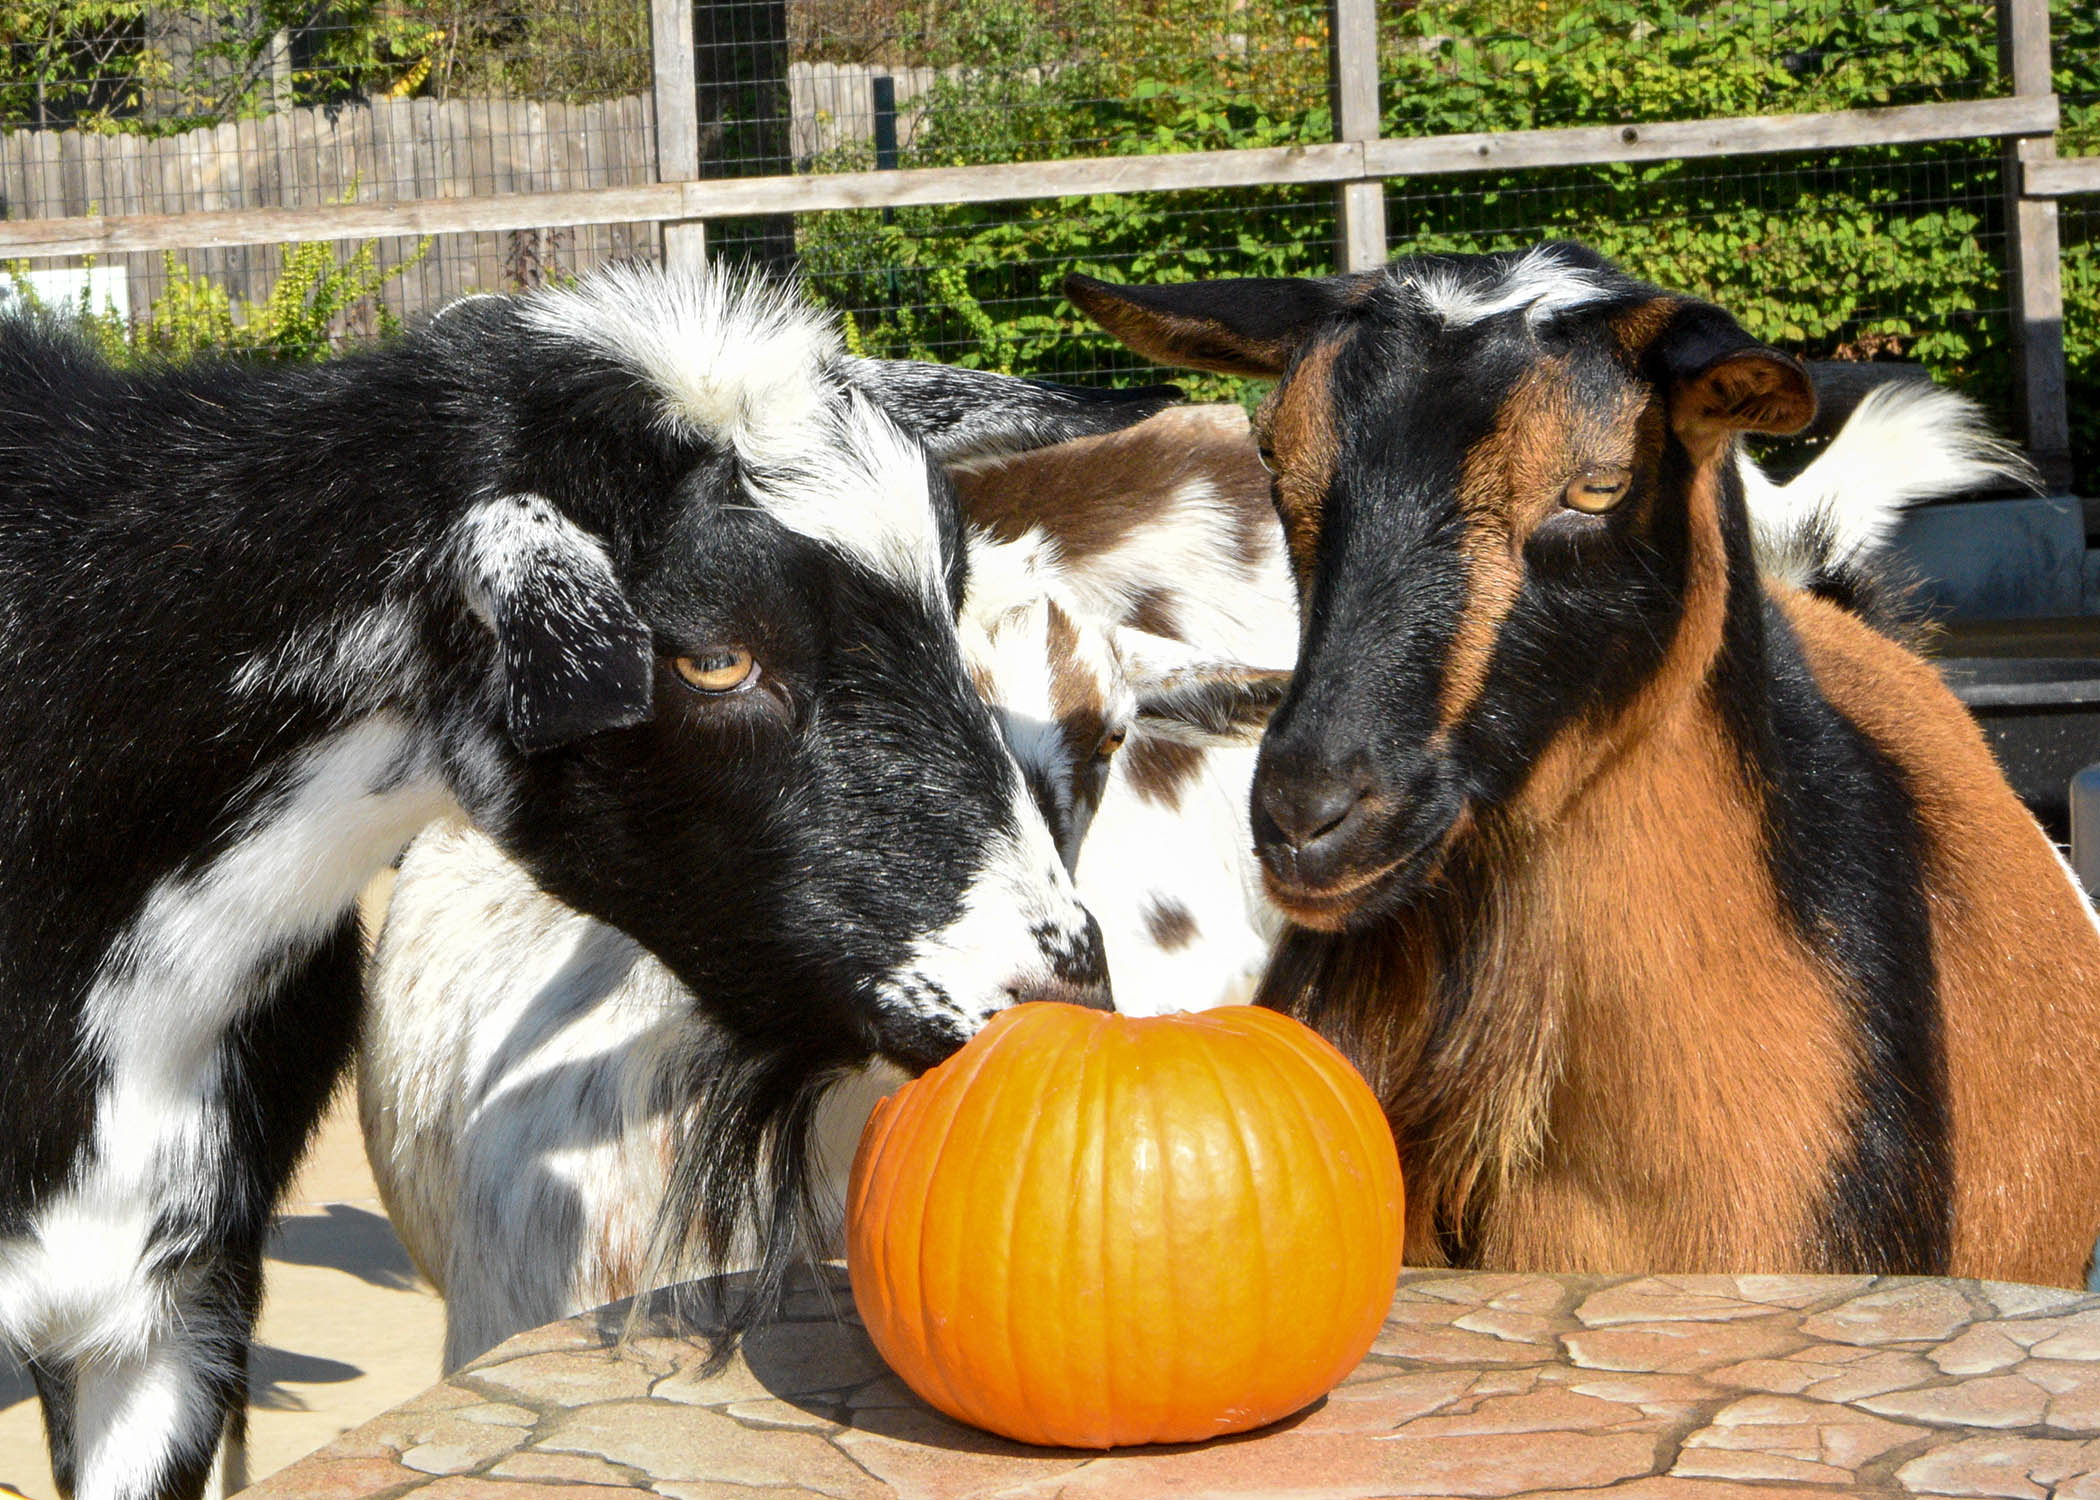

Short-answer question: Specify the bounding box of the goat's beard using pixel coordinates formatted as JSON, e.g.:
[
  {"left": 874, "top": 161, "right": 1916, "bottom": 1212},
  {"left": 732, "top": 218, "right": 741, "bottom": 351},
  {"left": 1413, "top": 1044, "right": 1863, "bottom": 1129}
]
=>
[{"left": 624, "top": 1033, "right": 873, "bottom": 1373}]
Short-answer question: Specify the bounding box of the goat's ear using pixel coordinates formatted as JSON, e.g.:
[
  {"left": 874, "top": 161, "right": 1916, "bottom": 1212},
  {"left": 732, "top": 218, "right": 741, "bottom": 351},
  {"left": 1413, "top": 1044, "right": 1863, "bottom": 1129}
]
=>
[
  {"left": 1064, "top": 272, "right": 1366, "bottom": 377},
  {"left": 843, "top": 360, "right": 1182, "bottom": 463},
  {"left": 459, "top": 495, "right": 655, "bottom": 753},
  {"left": 1115, "top": 628, "right": 1293, "bottom": 747},
  {"left": 1653, "top": 304, "right": 1816, "bottom": 458}
]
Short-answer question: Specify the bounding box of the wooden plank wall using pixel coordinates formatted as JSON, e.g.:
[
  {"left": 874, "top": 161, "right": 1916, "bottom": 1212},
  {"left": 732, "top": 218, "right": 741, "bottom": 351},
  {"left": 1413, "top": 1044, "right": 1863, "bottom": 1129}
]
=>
[
  {"left": 0, "top": 62, "right": 938, "bottom": 330},
  {"left": 0, "top": 94, "right": 662, "bottom": 327}
]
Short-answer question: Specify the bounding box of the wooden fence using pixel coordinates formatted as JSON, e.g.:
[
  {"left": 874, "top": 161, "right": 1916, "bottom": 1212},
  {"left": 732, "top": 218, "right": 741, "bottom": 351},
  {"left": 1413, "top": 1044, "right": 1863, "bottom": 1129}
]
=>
[
  {"left": 0, "top": 62, "right": 942, "bottom": 323},
  {"left": 0, "top": 0, "right": 2087, "bottom": 485},
  {"left": 0, "top": 93, "right": 659, "bottom": 322}
]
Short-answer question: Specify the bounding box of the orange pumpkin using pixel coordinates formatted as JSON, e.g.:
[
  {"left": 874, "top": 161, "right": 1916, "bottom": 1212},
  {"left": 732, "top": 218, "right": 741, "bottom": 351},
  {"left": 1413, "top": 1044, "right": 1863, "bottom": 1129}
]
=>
[{"left": 845, "top": 1002, "right": 1405, "bottom": 1448}]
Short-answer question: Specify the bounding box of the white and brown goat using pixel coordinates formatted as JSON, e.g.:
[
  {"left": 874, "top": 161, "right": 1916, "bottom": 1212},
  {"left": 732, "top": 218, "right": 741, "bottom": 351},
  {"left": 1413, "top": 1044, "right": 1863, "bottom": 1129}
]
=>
[{"left": 1072, "top": 243, "right": 2100, "bottom": 1286}]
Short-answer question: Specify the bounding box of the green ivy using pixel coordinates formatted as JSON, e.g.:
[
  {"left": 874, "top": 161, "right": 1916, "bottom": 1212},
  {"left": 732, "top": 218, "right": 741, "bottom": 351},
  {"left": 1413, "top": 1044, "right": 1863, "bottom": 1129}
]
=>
[{"left": 798, "top": 0, "right": 2099, "bottom": 485}]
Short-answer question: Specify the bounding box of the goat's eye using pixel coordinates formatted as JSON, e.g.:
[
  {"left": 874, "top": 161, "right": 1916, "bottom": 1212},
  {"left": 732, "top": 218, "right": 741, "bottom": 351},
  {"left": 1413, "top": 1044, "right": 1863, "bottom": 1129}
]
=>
[
  {"left": 1255, "top": 443, "right": 1279, "bottom": 474},
  {"left": 1095, "top": 727, "right": 1128, "bottom": 760},
  {"left": 673, "top": 648, "right": 757, "bottom": 694},
  {"left": 1563, "top": 466, "right": 1632, "bottom": 514}
]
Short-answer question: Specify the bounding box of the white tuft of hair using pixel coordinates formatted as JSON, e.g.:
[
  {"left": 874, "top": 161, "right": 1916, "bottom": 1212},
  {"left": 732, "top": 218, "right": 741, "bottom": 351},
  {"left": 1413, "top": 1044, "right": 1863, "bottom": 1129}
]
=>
[
  {"left": 1410, "top": 245, "right": 1611, "bottom": 331},
  {"left": 521, "top": 263, "right": 951, "bottom": 604},
  {"left": 518, "top": 262, "right": 841, "bottom": 469},
  {"left": 1743, "top": 380, "right": 2040, "bottom": 590}
]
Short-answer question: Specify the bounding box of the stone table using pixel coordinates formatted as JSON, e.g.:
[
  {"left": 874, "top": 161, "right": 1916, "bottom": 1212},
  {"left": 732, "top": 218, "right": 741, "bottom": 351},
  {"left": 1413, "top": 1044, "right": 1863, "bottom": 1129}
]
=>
[{"left": 243, "top": 1267, "right": 2100, "bottom": 1499}]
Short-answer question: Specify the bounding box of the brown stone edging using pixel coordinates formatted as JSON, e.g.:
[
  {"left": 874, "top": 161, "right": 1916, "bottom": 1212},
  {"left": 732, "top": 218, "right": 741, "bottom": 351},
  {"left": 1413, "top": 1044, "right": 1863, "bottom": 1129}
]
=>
[{"left": 240, "top": 1267, "right": 2100, "bottom": 1499}]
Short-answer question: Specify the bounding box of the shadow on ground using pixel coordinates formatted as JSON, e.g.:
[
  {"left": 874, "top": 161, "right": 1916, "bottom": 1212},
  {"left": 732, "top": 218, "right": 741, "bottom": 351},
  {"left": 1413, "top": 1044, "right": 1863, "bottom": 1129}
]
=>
[
  {"left": 250, "top": 1343, "right": 365, "bottom": 1410},
  {"left": 0, "top": 1341, "right": 364, "bottom": 1419},
  {"left": 267, "top": 1203, "right": 421, "bottom": 1290}
]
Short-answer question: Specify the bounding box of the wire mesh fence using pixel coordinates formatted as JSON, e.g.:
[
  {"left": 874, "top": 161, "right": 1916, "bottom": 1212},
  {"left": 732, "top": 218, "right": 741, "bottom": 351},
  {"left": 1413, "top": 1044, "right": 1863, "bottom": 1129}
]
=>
[{"left": 0, "top": 0, "right": 2092, "bottom": 483}]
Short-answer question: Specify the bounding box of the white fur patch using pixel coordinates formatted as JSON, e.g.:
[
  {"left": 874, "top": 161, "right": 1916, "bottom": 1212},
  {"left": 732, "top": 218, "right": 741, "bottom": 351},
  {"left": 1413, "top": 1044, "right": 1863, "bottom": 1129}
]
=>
[
  {"left": 519, "top": 263, "right": 837, "bottom": 464},
  {"left": 71, "top": 1307, "right": 232, "bottom": 1500},
  {"left": 457, "top": 492, "right": 623, "bottom": 626},
  {"left": 1410, "top": 245, "right": 1610, "bottom": 331},
  {"left": 228, "top": 601, "right": 422, "bottom": 706},
  {"left": 518, "top": 265, "right": 945, "bottom": 602},
  {"left": 0, "top": 716, "right": 453, "bottom": 1368},
  {"left": 748, "top": 392, "right": 947, "bottom": 605},
  {"left": 962, "top": 534, "right": 1137, "bottom": 870},
  {"left": 877, "top": 817, "right": 1095, "bottom": 1032},
  {"left": 1076, "top": 740, "right": 1281, "bottom": 1015},
  {"left": 1744, "top": 382, "right": 2040, "bottom": 590}
]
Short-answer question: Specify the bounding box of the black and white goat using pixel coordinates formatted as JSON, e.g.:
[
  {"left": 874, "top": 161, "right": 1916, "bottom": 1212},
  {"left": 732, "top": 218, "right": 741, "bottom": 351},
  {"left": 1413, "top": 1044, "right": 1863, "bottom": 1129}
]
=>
[
  {"left": 1071, "top": 244, "right": 2100, "bottom": 1286},
  {"left": 0, "top": 264, "right": 1172, "bottom": 1500},
  {"left": 357, "top": 405, "right": 1299, "bottom": 1370},
  {"left": 358, "top": 384, "right": 2009, "bottom": 1368}
]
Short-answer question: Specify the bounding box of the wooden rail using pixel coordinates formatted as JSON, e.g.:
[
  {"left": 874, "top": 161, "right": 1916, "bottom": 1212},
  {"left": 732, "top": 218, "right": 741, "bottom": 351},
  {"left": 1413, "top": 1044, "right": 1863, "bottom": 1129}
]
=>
[
  {"left": 2024, "top": 156, "right": 2100, "bottom": 198},
  {"left": 0, "top": 95, "right": 2057, "bottom": 262}
]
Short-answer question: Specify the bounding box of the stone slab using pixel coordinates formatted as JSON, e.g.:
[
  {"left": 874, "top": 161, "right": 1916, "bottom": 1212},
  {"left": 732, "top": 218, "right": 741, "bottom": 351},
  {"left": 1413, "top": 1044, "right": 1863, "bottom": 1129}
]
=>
[{"left": 244, "top": 1268, "right": 2100, "bottom": 1499}]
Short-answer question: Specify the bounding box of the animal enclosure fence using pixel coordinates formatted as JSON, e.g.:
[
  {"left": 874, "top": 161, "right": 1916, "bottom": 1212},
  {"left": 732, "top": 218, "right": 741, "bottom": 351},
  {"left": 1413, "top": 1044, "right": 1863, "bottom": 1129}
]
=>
[{"left": 0, "top": 0, "right": 2096, "bottom": 492}]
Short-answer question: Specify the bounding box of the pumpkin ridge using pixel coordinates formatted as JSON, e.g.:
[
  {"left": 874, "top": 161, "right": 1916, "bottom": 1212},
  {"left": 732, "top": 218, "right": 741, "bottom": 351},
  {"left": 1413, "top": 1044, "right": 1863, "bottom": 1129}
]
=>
[
  {"left": 1276, "top": 1023, "right": 1405, "bottom": 1391},
  {"left": 1089, "top": 1015, "right": 1116, "bottom": 1443},
  {"left": 1195, "top": 1022, "right": 1274, "bottom": 1426},
  {"left": 1134, "top": 1018, "right": 1180, "bottom": 1442},
  {"left": 1268, "top": 1009, "right": 1406, "bottom": 1262},
  {"left": 1242, "top": 1023, "right": 1361, "bottom": 1417},
  {"left": 998, "top": 1009, "right": 1099, "bottom": 1440},
  {"left": 1221, "top": 1017, "right": 1323, "bottom": 1429},
  {"left": 928, "top": 1000, "right": 1050, "bottom": 1420},
  {"left": 904, "top": 1008, "right": 1039, "bottom": 1423}
]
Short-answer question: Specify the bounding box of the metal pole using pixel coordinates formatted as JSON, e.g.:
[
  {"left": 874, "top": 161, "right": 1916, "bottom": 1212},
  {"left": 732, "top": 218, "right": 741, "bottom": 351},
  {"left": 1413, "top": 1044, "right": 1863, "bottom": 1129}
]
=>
[
  {"left": 1997, "top": 0, "right": 2072, "bottom": 494},
  {"left": 1328, "top": 0, "right": 1385, "bottom": 273},
  {"left": 650, "top": 0, "right": 706, "bottom": 276}
]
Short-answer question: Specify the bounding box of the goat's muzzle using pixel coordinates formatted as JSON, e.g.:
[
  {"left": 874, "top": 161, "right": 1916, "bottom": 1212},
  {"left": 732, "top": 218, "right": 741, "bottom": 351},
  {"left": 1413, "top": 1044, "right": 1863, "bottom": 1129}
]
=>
[
  {"left": 1253, "top": 750, "right": 1462, "bottom": 930},
  {"left": 1014, "top": 909, "right": 1113, "bottom": 1011}
]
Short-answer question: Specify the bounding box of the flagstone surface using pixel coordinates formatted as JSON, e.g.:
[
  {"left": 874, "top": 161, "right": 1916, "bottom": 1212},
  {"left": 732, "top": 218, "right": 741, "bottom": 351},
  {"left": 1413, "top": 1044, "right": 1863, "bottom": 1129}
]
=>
[{"left": 243, "top": 1269, "right": 2100, "bottom": 1498}]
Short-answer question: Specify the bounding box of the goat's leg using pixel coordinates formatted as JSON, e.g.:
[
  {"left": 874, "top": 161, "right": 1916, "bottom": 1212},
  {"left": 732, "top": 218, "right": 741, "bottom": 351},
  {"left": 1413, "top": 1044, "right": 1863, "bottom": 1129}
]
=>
[
  {"left": 64, "top": 1244, "right": 259, "bottom": 1500},
  {"left": 59, "top": 920, "right": 357, "bottom": 1500},
  {"left": 28, "top": 1353, "right": 80, "bottom": 1497}
]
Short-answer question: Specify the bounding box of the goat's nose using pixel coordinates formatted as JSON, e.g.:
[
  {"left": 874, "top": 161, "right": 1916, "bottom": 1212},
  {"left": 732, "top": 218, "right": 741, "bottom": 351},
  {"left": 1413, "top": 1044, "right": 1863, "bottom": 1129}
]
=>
[
  {"left": 1259, "top": 770, "right": 1367, "bottom": 853},
  {"left": 1014, "top": 910, "right": 1113, "bottom": 1011}
]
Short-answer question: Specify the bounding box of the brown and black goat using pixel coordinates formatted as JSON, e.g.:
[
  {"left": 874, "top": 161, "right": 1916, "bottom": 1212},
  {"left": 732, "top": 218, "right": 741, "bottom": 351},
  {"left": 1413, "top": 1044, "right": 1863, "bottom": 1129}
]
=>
[{"left": 1069, "top": 243, "right": 2100, "bottom": 1287}]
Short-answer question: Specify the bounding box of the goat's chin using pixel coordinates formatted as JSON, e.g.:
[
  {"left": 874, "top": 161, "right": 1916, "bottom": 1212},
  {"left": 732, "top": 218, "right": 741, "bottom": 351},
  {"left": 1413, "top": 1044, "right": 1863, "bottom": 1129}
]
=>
[
  {"left": 647, "top": 1046, "right": 869, "bottom": 1369},
  {"left": 1266, "top": 868, "right": 1417, "bottom": 931}
]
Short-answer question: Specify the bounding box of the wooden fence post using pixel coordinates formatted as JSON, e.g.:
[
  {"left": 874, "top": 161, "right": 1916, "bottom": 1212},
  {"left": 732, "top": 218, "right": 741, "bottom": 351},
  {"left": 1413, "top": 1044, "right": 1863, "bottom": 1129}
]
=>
[
  {"left": 1998, "top": 0, "right": 2072, "bottom": 494},
  {"left": 651, "top": 0, "right": 707, "bottom": 276},
  {"left": 1328, "top": 0, "right": 1385, "bottom": 273}
]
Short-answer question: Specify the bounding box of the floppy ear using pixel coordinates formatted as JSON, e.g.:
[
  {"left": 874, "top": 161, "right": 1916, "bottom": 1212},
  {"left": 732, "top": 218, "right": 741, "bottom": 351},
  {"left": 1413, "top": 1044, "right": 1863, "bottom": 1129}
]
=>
[
  {"left": 843, "top": 359, "right": 1182, "bottom": 463},
  {"left": 1115, "top": 628, "right": 1293, "bottom": 747},
  {"left": 458, "top": 494, "right": 655, "bottom": 753},
  {"left": 1651, "top": 304, "right": 1817, "bottom": 459},
  {"left": 1064, "top": 271, "right": 1368, "bottom": 377}
]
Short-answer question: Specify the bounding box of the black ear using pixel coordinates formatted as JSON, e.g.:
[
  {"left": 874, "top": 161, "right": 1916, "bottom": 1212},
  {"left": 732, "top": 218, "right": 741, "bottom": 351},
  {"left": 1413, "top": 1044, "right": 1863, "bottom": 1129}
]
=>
[
  {"left": 1650, "top": 304, "right": 1817, "bottom": 457},
  {"left": 461, "top": 494, "right": 655, "bottom": 753},
  {"left": 843, "top": 359, "right": 1182, "bottom": 463},
  {"left": 1064, "top": 271, "right": 1368, "bottom": 377}
]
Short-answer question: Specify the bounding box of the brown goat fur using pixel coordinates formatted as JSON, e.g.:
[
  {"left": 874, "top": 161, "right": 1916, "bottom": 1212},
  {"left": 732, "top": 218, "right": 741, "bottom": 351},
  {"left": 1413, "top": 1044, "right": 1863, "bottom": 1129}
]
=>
[
  {"left": 1071, "top": 245, "right": 2100, "bottom": 1284},
  {"left": 1785, "top": 589, "right": 2100, "bottom": 1286}
]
